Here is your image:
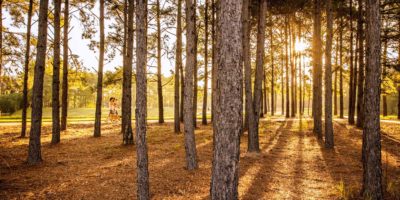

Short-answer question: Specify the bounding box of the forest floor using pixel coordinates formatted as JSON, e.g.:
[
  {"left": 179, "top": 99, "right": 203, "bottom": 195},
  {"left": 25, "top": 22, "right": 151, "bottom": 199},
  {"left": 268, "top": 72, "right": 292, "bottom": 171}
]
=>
[{"left": 0, "top": 117, "right": 399, "bottom": 200}]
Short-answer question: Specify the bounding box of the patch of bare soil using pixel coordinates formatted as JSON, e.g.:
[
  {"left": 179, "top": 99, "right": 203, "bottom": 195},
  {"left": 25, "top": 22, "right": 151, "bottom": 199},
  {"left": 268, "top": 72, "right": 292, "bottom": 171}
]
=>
[{"left": 0, "top": 118, "right": 399, "bottom": 199}]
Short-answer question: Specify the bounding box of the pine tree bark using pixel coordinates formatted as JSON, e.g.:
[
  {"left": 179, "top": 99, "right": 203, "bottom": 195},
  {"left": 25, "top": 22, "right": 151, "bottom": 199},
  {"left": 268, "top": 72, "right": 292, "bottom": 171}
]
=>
[
  {"left": 174, "top": 0, "right": 182, "bottom": 133},
  {"left": 21, "top": 0, "right": 34, "bottom": 138},
  {"left": 324, "top": 0, "right": 334, "bottom": 148},
  {"left": 52, "top": 0, "right": 62, "bottom": 144},
  {"left": 250, "top": 0, "right": 267, "bottom": 152},
  {"left": 27, "top": 0, "right": 49, "bottom": 165},
  {"left": 156, "top": 0, "right": 164, "bottom": 123},
  {"left": 136, "top": 0, "right": 150, "bottom": 197},
  {"left": 193, "top": 12, "right": 198, "bottom": 128},
  {"left": 94, "top": 0, "right": 105, "bottom": 138},
  {"left": 285, "top": 16, "right": 290, "bottom": 118},
  {"left": 382, "top": 35, "right": 388, "bottom": 117},
  {"left": 61, "top": 0, "right": 69, "bottom": 131},
  {"left": 290, "top": 19, "right": 296, "bottom": 118},
  {"left": 243, "top": 0, "right": 251, "bottom": 132},
  {"left": 339, "top": 16, "right": 344, "bottom": 119},
  {"left": 349, "top": 0, "right": 355, "bottom": 124},
  {"left": 356, "top": 0, "right": 365, "bottom": 128},
  {"left": 184, "top": 0, "right": 198, "bottom": 170},
  {"left": 202, "top": 0, "right": 209, "bottom": 125},
  {"left": 122, "top": 0, "right": 134, "bottom": 145},
  {"left": 270, "top": 24, "right": 275, "bottom": 116},
  {"left": 312, "top": 0, "right": 323, "bottom": 138},
  {"left": 362, "top": 0, "right": 383, "bottom": 197},
  {"left": 211, "top": 0, "right": 216, "bottom": 123},
  {"left": 210, "top": 1, "right": 242, "bottom": 198},
  {"left": 334, "top": 36, "right": 339, "bottom": 116}
]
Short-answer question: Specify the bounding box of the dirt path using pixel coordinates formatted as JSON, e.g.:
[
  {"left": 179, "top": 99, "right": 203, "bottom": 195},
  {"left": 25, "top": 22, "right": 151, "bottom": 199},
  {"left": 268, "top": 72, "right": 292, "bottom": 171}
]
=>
[{"left": 0, "top": 118, "right": 399, "bottom": 199}]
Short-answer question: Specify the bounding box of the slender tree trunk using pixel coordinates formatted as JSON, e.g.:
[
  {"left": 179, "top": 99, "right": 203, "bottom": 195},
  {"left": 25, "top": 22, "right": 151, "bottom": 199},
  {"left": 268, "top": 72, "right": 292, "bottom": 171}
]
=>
[
  {"left": 281, "top": 52, "right": 285, "bottom": 116},
  {"left": 202, "top": 0, "right": 209, "bottom": 125},
  {"left": 339, "top": 16, "right": 344, "bottom": 119},
  {"left": 312, "top": 0, "right": 323, "bottom": 138},
  {"left": 94, "top": 0, "right": 105, "bottom": 138},
  {"left": 136, "top": 0, "right": 150, "bottom": 197},
  {"left": 362, "top": 0, "right": 383, "bottom": 197},
  {"left": 210, "top": 1, "right": 242, "bottom": 198},
  {"left": 211, "top": 0, "right": 215, "bottom": 122},
  {"left": 174, "top": 0, "right": 182, "bottom": 132},
  {"left": 290, "top": 18, "right": 296, "bottom": 118},
  {"left": 285, "top": 16, "right": 290, "bottom": 118},
  {"left": 52, "top": 0, "right": 62, "bottom": 144},
  {"left": 270, "top": 23, "right": 275, "bottom": 116},
  {"left": 184, "top": 0, "right": 198, "bottom": 170},
  {"left": 263, "top": 71, "right": 267, "bottom": 116},
  {"left": 122, "top": 0, "right": 134, "bottom": 145},
  {"left": 243, "top": 0, "right": 254, "bottom": 140},
  {"left": 193, "top": 14, "right": 198, "bottom": 128},
  {"left": 180, "top": 59, "right": 184, "bottom": 122},
  {"left": 334, "top": 35, "right": 338, "bottom": 116},
  {"left": 156, "top": 0, "right": 164, "bottom": 123},
  {"left": 325, "top": 0, "right": 334, "bottom": 148},
  {"left": 349, "top": 0, "right": 355, "bottom": 124},
  {"left": 61, "top": 0, "right": 69, "bottom": 131},
  {"left": 27, "top": 0, "right": 49, "bottom": 165},
  {"left": 250, "top": 0, "right": 267, "bottom": 152},
  {"left": 356, "top": 0, "right": 365, "bottom": 128},
  {"left": 382, "top": 35, "right": 388, "bottom": 117},
  {"left": 21, "top": 0, "right": 34, "bottom": 138}
]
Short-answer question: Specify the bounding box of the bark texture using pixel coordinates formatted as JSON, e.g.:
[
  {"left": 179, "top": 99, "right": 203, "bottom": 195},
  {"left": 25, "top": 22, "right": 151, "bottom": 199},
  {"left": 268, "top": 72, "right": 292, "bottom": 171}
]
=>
[
  {"left": 349, "top": 0, "right": 356, "bottom": 125},
  {"left": 174, "top": 0, "right": 182, "bottom": 133},
  {"left": 21, "top": 0, "right": 34, "bottom": 138},
  {"left": 122, "top": 0, "right": 134, "bottom": 145},
  {"left": 362, "top": 0, "right": 383, "bottom": 198},
  {"left": 184, "top": 0, "right": 198, "bottom": 170},
  {"left": 94, "top": 0, "right": 105, "bottom": 138},
  {"left": 202, "top": 0, "right": 209, "bottom": 125},
  {"left": 27, "top": 0, "right": 49, "bottom": 165},
  {"left": 52, "top": 0, "right": 62, "bottom": 144},
  {"left": 324, "top": 0, "right": 334, "bottom": 148},
  {"left": 312, "top": 0, "right": 322, "bottom": 138},
  {"left": 61, "top": 0, "right": 69, "bottom": 131},
  {"left": 356, "top": 0, "right": 365, "bottom": 128},
  {"left": 136, "top": 0, "right": 150, "bottom": 198},
  {"left": 210, "top": 0, "right": 242, "bottom": 198}
]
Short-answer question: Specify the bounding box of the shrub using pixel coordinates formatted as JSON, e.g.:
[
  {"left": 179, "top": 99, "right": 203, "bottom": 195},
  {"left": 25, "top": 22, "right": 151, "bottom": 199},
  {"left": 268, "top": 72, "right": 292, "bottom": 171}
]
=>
[{"left": 0, "top": 93, "right": 23, "bottom": 114}]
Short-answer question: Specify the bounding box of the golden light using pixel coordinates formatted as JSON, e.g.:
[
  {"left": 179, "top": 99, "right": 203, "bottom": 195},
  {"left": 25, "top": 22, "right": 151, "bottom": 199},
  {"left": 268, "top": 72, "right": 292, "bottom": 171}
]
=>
[{"left": 295, "top": 40, "right": 307, "bottom": 52}]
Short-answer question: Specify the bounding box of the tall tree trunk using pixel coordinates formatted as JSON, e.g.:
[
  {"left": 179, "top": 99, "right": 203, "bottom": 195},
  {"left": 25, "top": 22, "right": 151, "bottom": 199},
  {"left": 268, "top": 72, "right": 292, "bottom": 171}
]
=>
[
  {"left": 356, "top": 0, "right": 365, "bottom": 128},
  {"left": 52, "top": 0, "right": 62, "bottom": 144},
  {"left": 339, "top": 16, "right": 344, "bottom": 119},
  {"left": 27, "top": 0, "right": 49, "bottom": 165},
  {"left": 270, "top": 23, "right": 275, "bottom": 116},
  {"left": 180, "top": 59, "right": 184, "bottom": 122},
  {"left": 184, "top": 0, "right": 198, "bottom": 170},
  {"left": 334, "top": 35, "right": 338, "bottom": 116},
  {"left": 94, "top": 0, "right": 105, "bottom": 138},
  {"left": 202, "top": 0, "right": 209, "bottom": 125},
  {"left": 312, "top": 0, "right": 323, "bottom": 138},
  {"left": 243, "top": 0, "right": 255, "bottom": 139},
  {"left": 210, "top": 1, "right": 242, "bottom": 198},
  {"left": 382, "top": 33, "right": 388, "bottom": 117},
  {"left": 325, "top": 0, "right": 334, "bottom": 148},
  {"left": 136, "top": 0, "right": 150, "bottom": 197},
  {"left": 249, "top": 0, "right": 267, "bottom": 152},
  {"left": 285, "top": 16, "right": 290, "bottom": 118},
  {"left": 61, "top": 0, "right": 69, "bottom": 131},
  {"left": 193, "top": 15, "right": 198, "bottom": 128},
  {"left": 281, "top": 51, "right": 285, "bottom": 116},
  {"left": 122, "top": 0, "right": 134, "bottom": 145},
  {"left": 290, "top": 18, "right": 296, "bottom": 118},
  {"left": 175, "top": 0, "right": 182, "bottom": 132},
  {"left": 298, "top": 23, "right": 302, "bottom": 116},
  {"left": 211, "top": 0, "right": 215, "bottom": 122},
  {"left": 156, "top": 0, "right": 164, "bottom": 123},
  {"left": 349, "top": 0, "right": 355, "bottom": 124},
  {"left": 362, "top": 0, "right": 383, "bottom": 197},
  {"left": 21, "top": 0, "right": 34, "bottom": 138}
]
